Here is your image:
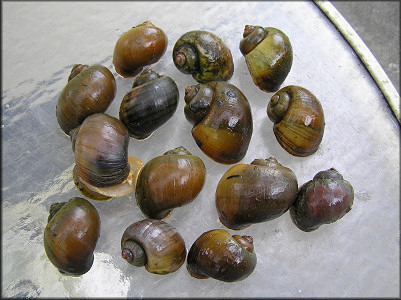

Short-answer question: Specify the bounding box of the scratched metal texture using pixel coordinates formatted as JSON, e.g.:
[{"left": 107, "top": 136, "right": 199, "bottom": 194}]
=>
[{"left": 2, "top": 2, "right": 399, "bottom": 297}]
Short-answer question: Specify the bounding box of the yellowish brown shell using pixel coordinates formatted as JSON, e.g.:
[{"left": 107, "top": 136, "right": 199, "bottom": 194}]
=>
[
  {"left": 267, "top": 85, "right": 325, "bottom": 157},
  {"left": 135, "top": 146, "right": 206, "bottom": 219},
  {"left": 184, "top": 81, "right": 253, "bottom": 164}
]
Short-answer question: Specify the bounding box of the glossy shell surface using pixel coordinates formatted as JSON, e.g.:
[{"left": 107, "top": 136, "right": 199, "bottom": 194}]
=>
[
  {"left": 121, "top": 219, "right": 186, "bottom": 275},
  {"left": 240, "top": 26, "right": 293, "bottom": 92},
  {"left": 290, "top": 168, "right": 354, "bottom": 232},
  {"left": 74, "top": 113, "right": 130, "bottom": 187},
  {"left": 184, "top": 81, "right": 253, "bottom": 164},
  {"left": 186, "top": 229, "right": 257, "bottom": 282},
  {"left": 43, "top": 197, "right": 101, "bottom": 276},
  {"left": 119, "top": 69, "right": 179, "bottom": 140},
  {"left": 113, "top": 21, "right": 167, "bottom": 78},
  {"left": 267, "top": 85, "right": 325, "bottom": 157},
  {"left": 216, "top": 157, "right": 298, "bottom": 230},
  {"left": 135, "top": 147, "right": 206, "bottom": 219},
  {"left": 56, "top": 64, "right": 116, "bottom": 135}
]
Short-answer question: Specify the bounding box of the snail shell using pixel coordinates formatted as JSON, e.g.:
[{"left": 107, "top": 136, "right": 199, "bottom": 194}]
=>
[
  {"left": 121, "top": 219, "right": 186, "bottom": 275},
  {"left": 73, "top": 113, "right": 144, "bottom": 198},
  {"left": 184, "top": 81, "right": 253, "bottom": 164},
  {"left": 119, "top": 69, "right": 179, "bottom": 140},
  {"left": 113, "top": 21, "right": 167, "bottom": 78},
  {"left": 216, "top": 157, "right": 298, "bottom": 230},
  {"left": 135, "top": 146, "right": 206, "bottom": 219},
  {"left": 56, "top": 64, "right": 116, "bottom": 135},
  {"left": 173, "top": 30, "right": 234, "bottom": 83},
  {"left": 290, "top": 168, "right": 354, "bottom": 232},
  {"left": 239, "top": 25, "right": 293, "bottom": 92},
  {"left": 267, "top": 85, "right": 325, "bottom": 157},
  {"left": 187, "top": 229, "right": 257, "bottom": 282},
  {"left": 44, "top": 197, "right": 101, "bottom": 276},
  {"left": 73, "top": 156, "right": 145, "bottom": 200}
]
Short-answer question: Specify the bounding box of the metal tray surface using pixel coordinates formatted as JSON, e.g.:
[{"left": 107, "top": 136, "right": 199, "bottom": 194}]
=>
[{"left": 2, "top": 2, "right": 400, "bottom": 297}]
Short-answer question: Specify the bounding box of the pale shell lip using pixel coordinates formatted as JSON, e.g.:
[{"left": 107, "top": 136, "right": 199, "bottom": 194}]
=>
[{"left": 76, "top": 156, "right": 145, "bottom": 198}]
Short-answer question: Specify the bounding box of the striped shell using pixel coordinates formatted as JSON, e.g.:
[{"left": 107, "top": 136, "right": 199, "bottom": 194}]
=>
[
  {"left": 121, "top": 219, "right": 186, "bottom": 275},
  {"left": 135, "top": 146, "right": 206, "bottom": 219},
  {"left": 267, "top": 85, "right": 325, "bottom": 157}
]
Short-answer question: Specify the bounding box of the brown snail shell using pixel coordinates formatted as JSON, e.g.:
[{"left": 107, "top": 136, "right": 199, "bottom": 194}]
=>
[
  {"left": 267, "top": 85, "right": 325, "bottom": 157},
  {"left": 56, "top": 64, "right": 116, "bottom": 135},
  {"left": 239, "top": 25, "right": 293, "bottom": 92},
  {"left": 73, "top": 113, "right": 144, "bottom": 198},
  {"left": 119, "top": 69, "right": 179, "bottom": 140},
  {"left": 113, "top": 21, "right": 167, "bottom": 78},
  {"left": 184, "top": 81, "right": 253, "bottom": 164},
  {"left": 135, "top": 146, "right": 206, "bottom": 219},
  {"left": 44, "top": 197, "right": 101, "bottom": 276},
  {"left": 173, "top": 30, "right": 234, "bottom": 83},
  {"left": 187, "top": 229, "right": 257, "bottom": 282},
  {"left": 216, "top": 157, "right": 298, "bottom": 230},
  {"left": 121, "top": 219, "right": 186, "bottom": 275},
  {"left": 290, "top": 168, "right": 354, "bottom": 232}
]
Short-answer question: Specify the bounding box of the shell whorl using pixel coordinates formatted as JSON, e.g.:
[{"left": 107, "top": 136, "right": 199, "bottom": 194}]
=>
[
  {"left": 173, "top": 30, "right": 234, "bottom": 83},
  {"left": 239, "top": 25, "right": 267, "bottom": 55},
  {"left": 184, "top": 84, "right": 214, "bottom": 125},
  {"left": 173, "top": 43, "right": 199, "bottom": 74},
  {"left": 267, "top": 90, "right": 291, "bottom": 123},
  {"left": 120, "top": 219, "right": 186, "bottom": 274},
  {"left": 268, "top": 85, "right": 325, "bottom": 157}
]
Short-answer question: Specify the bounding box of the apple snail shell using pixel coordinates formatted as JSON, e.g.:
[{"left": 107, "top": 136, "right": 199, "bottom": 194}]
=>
[
  {"left": 239, "top": 25, "right": 293, "bottom": 93},
  {"left": 72, "top": 113, "right": 144, "bottom": 199},
  {"left": 173, "top": 30, "right": 234, "bottom": 83},
  {"left": 120, "top": 219, "right": 186, "bottom": 275},
  {"left": 216, "top": 157, "right": 298, "bottom": 230},
  {"left": 186, "top": 229, "right": 257, "bottom": 282},
  {"left": 43, "top": 197, "right": 101, "bottom": 276},
  {"left": 135, "top": 146, "right": 206, "bottom": 219},
  {"left": 119, "top": 69, "right": 179, "bottom": 140},
  {"left": 113, "top": 21, "right": 167, "bottom": 78},
  {"left": 56, "top": 64, "right": 116, "bottom": 135},
  {"left": 184, "top": 81, "right": 253, "bottom": 164},
  {"left": 267, "top": 85, "right": 325, "bottom": 157},
  {"left": 290, "top": 168, "right": 354, "bottom": 232}
]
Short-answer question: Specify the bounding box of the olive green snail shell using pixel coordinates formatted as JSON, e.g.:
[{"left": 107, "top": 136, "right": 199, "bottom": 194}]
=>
[
  {"left": 173, "top": 30, "right": 234, "bottom": 83},
  {"left": 267, "top": 85, "right": 325, "bottom": 157},
  {"left": 239, "top": 25, "right": 293, "bottom": 93}
]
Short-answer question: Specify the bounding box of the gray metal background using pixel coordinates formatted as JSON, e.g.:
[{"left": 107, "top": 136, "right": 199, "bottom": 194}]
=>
[{"left": 2, "top": 2, "right": 400, "bottom": 297}]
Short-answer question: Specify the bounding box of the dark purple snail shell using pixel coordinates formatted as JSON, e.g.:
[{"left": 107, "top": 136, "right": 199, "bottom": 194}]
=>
[{"left": 290, "top": 168, "right": 354, "bottom": 232}]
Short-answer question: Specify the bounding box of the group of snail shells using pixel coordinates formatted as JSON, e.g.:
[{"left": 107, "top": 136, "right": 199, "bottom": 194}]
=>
[
  {"left": 46, "top": 20, "right": 353, "bottom": 281},
  {"left": 215, "top": 158, "right": 354, "bottom": 233}
]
